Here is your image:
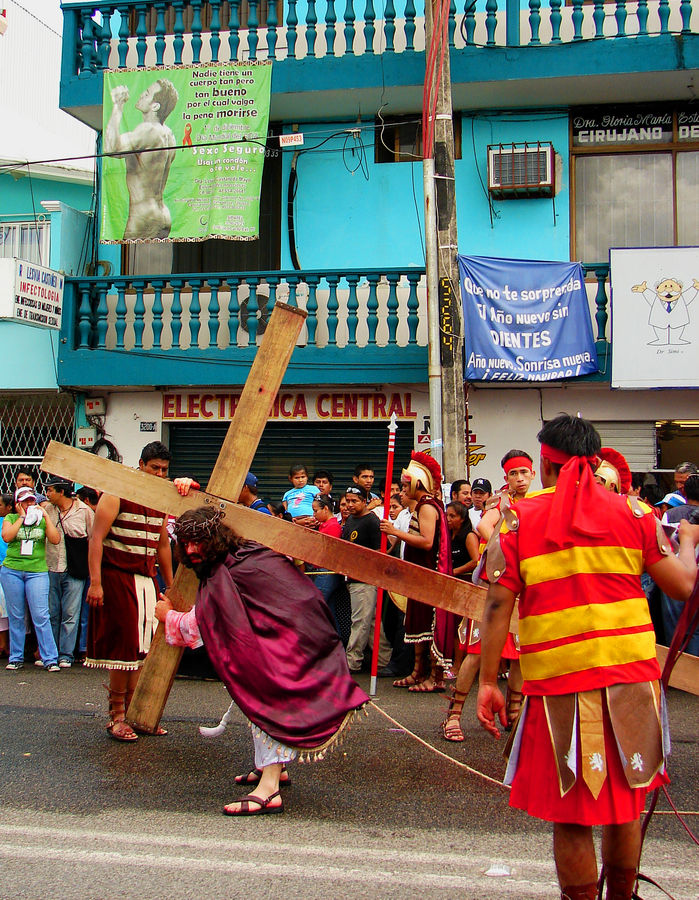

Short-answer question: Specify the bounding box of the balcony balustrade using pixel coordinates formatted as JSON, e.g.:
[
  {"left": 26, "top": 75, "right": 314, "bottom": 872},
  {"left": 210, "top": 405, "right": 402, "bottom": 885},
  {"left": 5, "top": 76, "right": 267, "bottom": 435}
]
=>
[
  {"left": 63, "top": 0, "right": 697, "bottom": 76},
  {"left": 60, "top": 267, "right": 428, "bottom": 385},
  {"left": 58, "top": 263, "right": 611, "bottom": 387}
]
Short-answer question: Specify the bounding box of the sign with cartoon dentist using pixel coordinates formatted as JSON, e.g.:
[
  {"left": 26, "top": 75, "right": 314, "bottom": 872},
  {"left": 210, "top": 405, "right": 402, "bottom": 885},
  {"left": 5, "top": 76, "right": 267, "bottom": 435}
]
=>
[{"left": 610, "top": 247, "right": 699, "bottom": 388}]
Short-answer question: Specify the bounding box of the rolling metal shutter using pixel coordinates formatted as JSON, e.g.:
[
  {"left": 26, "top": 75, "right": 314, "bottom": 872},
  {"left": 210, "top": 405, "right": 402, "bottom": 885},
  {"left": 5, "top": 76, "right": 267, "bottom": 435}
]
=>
[
  {"left": 168, "top": 421, "right": 416, "bottom": 503},
  {"left": 591, "top": 421, "right": 657, "bottom": 472}
]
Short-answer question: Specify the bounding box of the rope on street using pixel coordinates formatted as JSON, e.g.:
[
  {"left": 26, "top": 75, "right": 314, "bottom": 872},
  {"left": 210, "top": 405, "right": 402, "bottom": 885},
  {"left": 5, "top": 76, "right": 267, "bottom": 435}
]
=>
[
  {"left": 369, "top": 702, "right": 699, "bottom": 819},
  {"left": 368, "top": 699, "right": 510, "bottom": 790}
]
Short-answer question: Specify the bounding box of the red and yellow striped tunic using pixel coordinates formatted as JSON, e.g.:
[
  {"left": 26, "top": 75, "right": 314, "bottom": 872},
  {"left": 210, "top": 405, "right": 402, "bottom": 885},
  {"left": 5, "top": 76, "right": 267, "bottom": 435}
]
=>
[{"left": 498, "top": 487, "right": 665, "bottom": 695}]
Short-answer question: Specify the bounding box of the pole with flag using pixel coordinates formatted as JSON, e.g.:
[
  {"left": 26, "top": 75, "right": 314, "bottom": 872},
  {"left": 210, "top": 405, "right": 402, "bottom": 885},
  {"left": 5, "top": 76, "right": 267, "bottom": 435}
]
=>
[{"left": 369, "top": 412, "right": 398, "bottom": 696}]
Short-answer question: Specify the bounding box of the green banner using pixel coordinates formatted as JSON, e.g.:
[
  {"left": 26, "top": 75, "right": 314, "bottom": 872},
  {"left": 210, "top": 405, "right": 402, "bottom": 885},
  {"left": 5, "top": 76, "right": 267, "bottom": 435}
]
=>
[{"left": 100, "top": 63, "right": 272, "bottom": 243}]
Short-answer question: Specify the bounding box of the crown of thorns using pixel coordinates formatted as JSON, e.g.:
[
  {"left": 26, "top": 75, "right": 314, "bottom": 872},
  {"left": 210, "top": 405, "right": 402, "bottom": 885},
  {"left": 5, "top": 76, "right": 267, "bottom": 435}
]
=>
[{"left": 174, "top": 508, "right": 224, "bottom": 541}]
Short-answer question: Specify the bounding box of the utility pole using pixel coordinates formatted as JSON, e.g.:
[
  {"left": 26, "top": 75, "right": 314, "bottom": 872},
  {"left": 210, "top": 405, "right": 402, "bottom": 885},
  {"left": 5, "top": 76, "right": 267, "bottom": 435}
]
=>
[{"left": 423, "top": 0, "right": 466, "bottom": 481}]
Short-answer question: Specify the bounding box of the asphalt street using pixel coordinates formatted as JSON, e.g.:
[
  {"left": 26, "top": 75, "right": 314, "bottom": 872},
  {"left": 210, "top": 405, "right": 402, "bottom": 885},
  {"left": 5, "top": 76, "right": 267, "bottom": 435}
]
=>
[{"left": 0, "top": 662, "right": 697, "bottom": 899}]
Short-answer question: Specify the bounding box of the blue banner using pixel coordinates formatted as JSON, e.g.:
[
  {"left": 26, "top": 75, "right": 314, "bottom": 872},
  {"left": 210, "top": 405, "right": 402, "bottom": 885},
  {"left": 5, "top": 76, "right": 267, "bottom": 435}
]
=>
[{"left": 458, "top": 255, "right": 599, "bottom": 382}]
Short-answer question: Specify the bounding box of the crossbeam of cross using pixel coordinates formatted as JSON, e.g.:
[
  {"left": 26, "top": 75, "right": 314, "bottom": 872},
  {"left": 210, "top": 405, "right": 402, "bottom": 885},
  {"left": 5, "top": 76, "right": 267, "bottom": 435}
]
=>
[{"left": 42, "top": 302, "right": 499, "bottom": 733}]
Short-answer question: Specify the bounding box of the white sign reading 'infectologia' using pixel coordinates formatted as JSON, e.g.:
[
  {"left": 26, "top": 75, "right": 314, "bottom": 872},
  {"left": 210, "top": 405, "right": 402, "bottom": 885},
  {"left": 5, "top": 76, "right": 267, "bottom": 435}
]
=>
[{"left": 0, "top": 258, "right": 64, "bottom": 329}]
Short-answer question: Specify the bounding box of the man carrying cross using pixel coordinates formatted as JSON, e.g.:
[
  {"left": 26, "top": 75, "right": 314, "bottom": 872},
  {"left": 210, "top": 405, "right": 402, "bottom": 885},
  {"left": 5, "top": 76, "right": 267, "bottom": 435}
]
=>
[
  {"left": 155, "top": 506, "right": 368, "bottom": 816},
  {"left": 41, "top": 303, "right": 495, "bottom": 740}
]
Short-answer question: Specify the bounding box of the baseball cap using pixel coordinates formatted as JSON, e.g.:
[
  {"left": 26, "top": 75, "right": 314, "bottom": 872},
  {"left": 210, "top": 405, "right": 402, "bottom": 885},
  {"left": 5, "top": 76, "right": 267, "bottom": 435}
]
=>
[
  {"left": 244, "top": 472, "right": 258, "bottom": 489},
  {"left": 471, "top": 478, "right": 492, "bottom": 493},
  {"left": 14, "top": 486, "right": 36, "bottom": 503},
  {"left": 44, "top": 475, "right": 74, "bottom": 492},
  {"left": 655, "top": 492, "right": 685, "bottom": 508}
]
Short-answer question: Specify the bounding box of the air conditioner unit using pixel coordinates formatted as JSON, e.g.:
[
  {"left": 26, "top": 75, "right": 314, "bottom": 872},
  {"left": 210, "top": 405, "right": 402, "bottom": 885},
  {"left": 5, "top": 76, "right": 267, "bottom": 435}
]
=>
[{"left": 487, "top": 143, "right": 555, "bottom": 198}]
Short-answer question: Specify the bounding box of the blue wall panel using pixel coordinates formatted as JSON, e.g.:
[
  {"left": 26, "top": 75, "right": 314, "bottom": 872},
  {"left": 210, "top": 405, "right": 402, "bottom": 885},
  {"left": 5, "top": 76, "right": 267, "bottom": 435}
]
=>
[
  {"left": 455, "top": 112, "right": 570, "bottom": 261},
  {"left": 282, "top": 111, "right": 570, "bottom": 271}
]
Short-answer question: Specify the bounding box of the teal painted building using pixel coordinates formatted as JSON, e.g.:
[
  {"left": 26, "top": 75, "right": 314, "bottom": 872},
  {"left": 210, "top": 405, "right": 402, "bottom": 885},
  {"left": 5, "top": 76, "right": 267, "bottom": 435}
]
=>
[{"left": 54, "top": 1, "right": 699, "bottom": 488}]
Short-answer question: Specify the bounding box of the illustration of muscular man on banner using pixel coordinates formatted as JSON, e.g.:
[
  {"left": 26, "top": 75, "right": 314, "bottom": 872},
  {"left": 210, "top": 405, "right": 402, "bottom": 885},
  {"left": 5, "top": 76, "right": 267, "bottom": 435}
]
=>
[{"left": 104, "top": 80, "right": 178, "bottom": 241}]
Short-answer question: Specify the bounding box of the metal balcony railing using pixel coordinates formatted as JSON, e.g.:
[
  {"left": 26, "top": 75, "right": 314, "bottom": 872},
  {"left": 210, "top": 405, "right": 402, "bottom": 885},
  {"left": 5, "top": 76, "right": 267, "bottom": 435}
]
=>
[{"left": 62, "top": 0, "right": 697, "bottom": 75}]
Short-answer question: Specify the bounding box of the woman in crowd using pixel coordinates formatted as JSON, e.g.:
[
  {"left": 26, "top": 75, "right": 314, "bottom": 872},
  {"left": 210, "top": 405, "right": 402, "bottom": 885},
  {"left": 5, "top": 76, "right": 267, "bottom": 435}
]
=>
[
  {"left": 0, "top": 492, "right": 13, "bottom": 657},
  {"left": 1, "top": 486, "right": 61, "bottom": 670},
  {"left": 446, "top": 501, "right": 479, "bottom": 581},
  {"left": 336, "top": 494, "right": 350, "bottom": 527}
]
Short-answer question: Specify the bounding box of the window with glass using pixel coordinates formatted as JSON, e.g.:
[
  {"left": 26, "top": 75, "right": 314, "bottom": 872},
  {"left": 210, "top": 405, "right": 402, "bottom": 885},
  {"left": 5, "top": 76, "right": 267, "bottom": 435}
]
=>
[
  {"left": 0, "top": 219, "right": 51, "bottom": 265},
  {"left": 572, "top": 105, "right": 699, "bottom": 262}
]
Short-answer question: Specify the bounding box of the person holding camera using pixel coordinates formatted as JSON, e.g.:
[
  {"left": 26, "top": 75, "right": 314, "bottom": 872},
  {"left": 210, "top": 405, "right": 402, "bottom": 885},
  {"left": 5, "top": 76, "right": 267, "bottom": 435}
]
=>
[
  {"left": 43, "top": 476, "right": 95, "bottom": 668},
  {"left": 1, "top": 486, "right": 61, "bottom": 670}
]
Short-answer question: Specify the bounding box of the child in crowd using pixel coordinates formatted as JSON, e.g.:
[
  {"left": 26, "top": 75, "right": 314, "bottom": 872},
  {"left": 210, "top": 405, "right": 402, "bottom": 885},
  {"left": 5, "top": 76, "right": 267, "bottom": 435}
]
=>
[{"left": 282, "top": 464, "right": 320, "bottom": 521}]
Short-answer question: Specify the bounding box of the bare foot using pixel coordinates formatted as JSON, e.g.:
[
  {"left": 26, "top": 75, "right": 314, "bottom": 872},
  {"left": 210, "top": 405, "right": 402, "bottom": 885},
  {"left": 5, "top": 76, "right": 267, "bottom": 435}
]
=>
[{"left": 408, "top": 678, "right": 445, "bottom": 693}]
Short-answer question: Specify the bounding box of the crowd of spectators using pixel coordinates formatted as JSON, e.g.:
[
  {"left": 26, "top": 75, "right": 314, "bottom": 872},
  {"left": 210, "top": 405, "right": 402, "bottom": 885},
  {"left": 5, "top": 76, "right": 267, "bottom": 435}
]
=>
[{"left": 2, "top": 456, "right": 696, "bottom": 684}]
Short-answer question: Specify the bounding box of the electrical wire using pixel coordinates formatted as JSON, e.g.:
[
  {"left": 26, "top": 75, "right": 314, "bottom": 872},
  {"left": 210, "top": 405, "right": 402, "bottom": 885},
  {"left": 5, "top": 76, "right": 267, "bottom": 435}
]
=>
[
  {"left": 6, "top": 0, "right": 62, "bottom": 38},
  {"left": 342, "top": 130, "right": 369, "bottom": 179},
  {"left": 0, "top": 120, "right": 424, "bottom": 174}
]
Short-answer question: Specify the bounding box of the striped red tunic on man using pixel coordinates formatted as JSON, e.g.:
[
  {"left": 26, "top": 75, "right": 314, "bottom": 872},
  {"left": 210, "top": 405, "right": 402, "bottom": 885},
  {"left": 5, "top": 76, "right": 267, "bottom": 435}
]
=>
[
  {"left": 102, "top": 498, "right": 164, "bottom": 577},
  {"left": 497, "top": 488, "right": 665, "bottom": 696}
]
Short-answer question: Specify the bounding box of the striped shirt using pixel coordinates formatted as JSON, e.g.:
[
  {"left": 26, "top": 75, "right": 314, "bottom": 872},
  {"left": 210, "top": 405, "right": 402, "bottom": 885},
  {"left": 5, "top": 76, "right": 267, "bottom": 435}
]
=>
[
  {"left": 498, "top": 487, "right": 664, "bottom": 695},
  {"left": 102, "top": 498, "right": 164, "bottom": 577}
]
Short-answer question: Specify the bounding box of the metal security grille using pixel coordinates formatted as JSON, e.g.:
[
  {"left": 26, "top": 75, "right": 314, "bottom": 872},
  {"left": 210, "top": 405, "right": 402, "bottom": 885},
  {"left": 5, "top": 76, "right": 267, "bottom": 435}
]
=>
[
  {"left": 0, "top": 393, "right": 76, "bottom": 494},
  {"left": 592, "top": 421, "right": 657, "bottom": 472},
  {"left": 168, "top": 421, "right": 416, "bottom": 504}
]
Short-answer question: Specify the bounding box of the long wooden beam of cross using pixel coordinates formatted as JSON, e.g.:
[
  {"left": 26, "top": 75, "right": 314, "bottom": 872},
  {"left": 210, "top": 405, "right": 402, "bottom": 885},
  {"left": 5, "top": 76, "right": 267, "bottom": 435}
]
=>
[
  {"left": 42, "top": 302, "right": 698, "bottom": 731},
  {"left": 41, "top": 301, "right": 493, "bottom": 733}
]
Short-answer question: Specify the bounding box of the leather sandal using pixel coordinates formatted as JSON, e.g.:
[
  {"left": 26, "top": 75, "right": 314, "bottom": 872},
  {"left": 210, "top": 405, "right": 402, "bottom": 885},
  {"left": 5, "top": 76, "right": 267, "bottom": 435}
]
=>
[
  {"left": 408, "top": 680, "right": 445, "bottom": 693},
  {"left": 106, "top": 688, "right": 138, "bottom": 742},
  {"left": 393, "top": 672, "right": 424, "bottom": 688},
  {"left": 441, "top": 714, "right": 465, "bottom": 742},
  {"left": 223, "top": 790, "right": 284, "bottom": 816},
  {"left": 505, "top": 686, "right": 524, "bottom": 730},
  {"left": 441, "top": 688, "right": 468, "bottom": 741},
  {"left": 234, "top": 766, "right": 291, "bottom": 787}
]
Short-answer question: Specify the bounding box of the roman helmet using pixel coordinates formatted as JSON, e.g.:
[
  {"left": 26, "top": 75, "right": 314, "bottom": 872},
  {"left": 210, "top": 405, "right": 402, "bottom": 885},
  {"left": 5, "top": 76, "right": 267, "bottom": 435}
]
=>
[
  {"left": 594, "top": 447, "right": 631, "bottom": 494},
  {"left": 401, "top": 451, "right": 442, "bottom": 498}
]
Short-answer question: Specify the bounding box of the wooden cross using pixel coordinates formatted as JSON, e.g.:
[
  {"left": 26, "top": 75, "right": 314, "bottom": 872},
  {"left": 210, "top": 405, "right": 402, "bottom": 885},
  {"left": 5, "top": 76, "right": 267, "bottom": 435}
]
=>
[{"left": 42, "top": 302, "right": 497, "bottom": 733}]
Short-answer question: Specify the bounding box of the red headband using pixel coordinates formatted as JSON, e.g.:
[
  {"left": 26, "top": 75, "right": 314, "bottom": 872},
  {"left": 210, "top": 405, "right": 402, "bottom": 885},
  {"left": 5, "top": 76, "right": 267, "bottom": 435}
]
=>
[
  {"left": 540, "top": 444, "right": 607, "bottom": 548},
  {"left": 540, "top": 443, "right": 598, "bottom": 467},
  {"left": 503, "top": 456, "right": 533, "bottom": 475}
]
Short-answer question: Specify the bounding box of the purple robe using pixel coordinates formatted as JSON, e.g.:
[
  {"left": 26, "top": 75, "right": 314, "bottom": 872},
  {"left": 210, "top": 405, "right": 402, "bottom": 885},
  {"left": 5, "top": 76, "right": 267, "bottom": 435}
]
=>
[{"left": 194, "top": 542, "right": 368, "bottom": 749}]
